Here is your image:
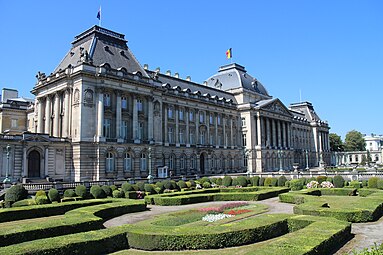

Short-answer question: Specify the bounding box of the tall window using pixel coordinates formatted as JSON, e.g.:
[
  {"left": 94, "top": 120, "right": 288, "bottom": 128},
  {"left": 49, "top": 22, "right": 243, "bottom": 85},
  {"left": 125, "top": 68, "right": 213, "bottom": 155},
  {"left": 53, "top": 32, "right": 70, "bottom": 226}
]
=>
[
  {"left": 137, "top": 99, "right": 143, "bottom": 112},
  {"left": 11, "top": 119, "right": 18, "bottom": 128},
  {"left": 355, "top": 155, "right": 359, "bottom": 162},
  {"left": 179, "top": 109, "right": 184, "bottom": 121},
  {"left": 103, "top": 93, "right": 111, "bottom": 107},
  {"left": 179, "top": 129, "right": 184, "bottom": 144},
  {"left": 226, "top": 133, "right": 230, "bottom": 147},
  {"left": 241, "top": 117, "right": 246, "bottom": 127},
  {"left": 189, "top": 110, "right": 194, "bottom": 122},
  {"left": 210, "top": 134, "right": 214, "bottom": 145},
  {"left": 121, "top": 120, "right": 128, "bottom": 139},
  {"left": 121, "top": 96, "right": 128, "bottom": 109},
  {"left": 138, "top": 122, "right": 144, "bottom": 140},
  {"left": 217, "top": 115, "right": 221, "bottom": 125},
  {"left": 168, "top": 127, "right": 174, "bottom": 143},
  {"left": 168, "top": 106, "right": 174, "bottom": 119},
  {"left": 218, "top": 134, "right": 222, "bottom": 146},
  {"left": 140, "top": 153, "right": 147, "bottom": 171},
  {"left": 200, "top": 131, "right": 205, "bottom": 144},
  {"left": 169, "top": 154, "right": 175, "bottom": 170},
  {"left": 242, "top": 133, "right": 247, "bottom": 147},
  {"left": 199, "top": 111, "right": 205, "bottom": 123},
  {"left": 105, "top": 152, "right": 114, "bottom": 172},
  {"left": 180, "top": 155, "right": 185, "bottom": 170},
  {"left": 209, "top": 114, "right": 214, "bottom": 125},
  {"left": 191, "top": 155, "right": 196, "bottom": 169},
  {"left": 189, "top": 130, "right": 195, "bottom": 144},
  {"left": 212, "top": 155, "right": 217, "bottom": 169},
  {"left": 124, "top": 153, "right": 131, "bottom": 172},
  {"left": 103, "top": 119, "right": 111, "bottom": 138},
  {"left": 243, "top": 155, "right": 248, "bottom": 167}
]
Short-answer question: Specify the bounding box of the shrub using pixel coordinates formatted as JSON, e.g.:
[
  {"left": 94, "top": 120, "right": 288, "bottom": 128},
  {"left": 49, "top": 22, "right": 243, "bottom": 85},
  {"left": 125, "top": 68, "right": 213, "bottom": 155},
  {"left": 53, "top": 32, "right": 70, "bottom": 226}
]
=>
[
  {"left": 285, "top": 180, "right": 291, "bottom": 187},
  {"left": 278, "top": 176, "right": 287, "bottom": 187},
  {"left": 199, "top": 177, "right": 210, "bottom": 184},
  {"left": 259, "top": 177, "right": 265, "bottom": 186},
  {"left": 112, "top": 189, "right": 124, "bottom": 198},
  {"left": 75, "top": 185, "right": 87, "bottom": 198},
  {"left": 185, "top": 181, "right": 192, "bottom": 188},
  {"left": 35, "top": 195, "right": 50, "bottom": 205},
  {"left": 110, "top": 185, "right": 117, "bottom": 191},
  {"left": 250, "top": 176, "right": 260, "bottom": 186},
  {"left": 170, "top": 180, "right": 178, "bottom": 190},
  {"left": 349, "top": 181, "right": 361, "bottom": 189},
  {"left": 368, "top": 177, "right": 379, "bottom": 189},
  {"left": 48, "top": 188, "right": 60, "bottom": 202},
  {"left": 177, "top": 180, "right": 187, "bottom": 189},
  {"left": 5, "top": 184, "right": 28, "bottom": 207},
  {"left": 232, "top": 178, "right": 238, "bottom": 186},
  {"left": 63, "top": 189, "right": 76, "bottom": 198},
  {"left": 333, "top": 175, "right": 345, "bottom": 188},
  {"left": 101, "top": 185, "right": 113, "bottom": 197},
  {"left": 264, "top": 177, "right": 278, "bottom": 187},
  {"left": 362, "top": 180, "right": 368, "bottom": 188},
  {"left": 215, "top": 178, "right": 222, "bottom": 186},
  {"left": 90, "top": 185, "right": 106, "bottom": 199},
  {"left": 222, "top": 176, "right": 232, "bottom": 187},
  {"left": 132, "top": 184, "right": 140, "bottom": 191},
  {"left": 236, "top": 176, "right": 248, "bottom": 187},
  {"left": 121, "top": 182, "right": 134, "bottom": 192},
  {"left": 344, "top": 180, "right": 349, "bottom": 187},
  {"left": 12, "top": 199, "right": 36, "bottom": 207},
  {"left": 144, "top": 184, "right": 155, "bottom": 194},
  {"left": 326, "top": 177, "right": 333, "bottom": 183},
  {"left": 163, "top": 180, "right": 172, "bottom": 190},
  {"left": 35, "top": 190, "right": 46, "bottom": 197},
  {"left": 202, "top": 182, "right": 211, "bottom": 189},
  {"left": 290, "top": 179, "right": 304, "bottom": 191},
  {"left": 136, "top": 182, "right": 145, "bottom": 191},
  {"left": 316, "top": 176, "right": 327, "bottom": 184},
  {"left": 377, "top": 179, "right": 383, "bottom": 190},
  {"left": 189, "top": 180, "right": 196, "bottom": 187}
]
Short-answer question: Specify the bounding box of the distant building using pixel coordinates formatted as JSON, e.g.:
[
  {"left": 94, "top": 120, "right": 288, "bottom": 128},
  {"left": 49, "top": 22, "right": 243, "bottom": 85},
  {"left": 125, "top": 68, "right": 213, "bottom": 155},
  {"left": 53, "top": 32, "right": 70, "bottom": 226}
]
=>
[{"left": 1, "top": 26, "right": 331, "bottom": 182}]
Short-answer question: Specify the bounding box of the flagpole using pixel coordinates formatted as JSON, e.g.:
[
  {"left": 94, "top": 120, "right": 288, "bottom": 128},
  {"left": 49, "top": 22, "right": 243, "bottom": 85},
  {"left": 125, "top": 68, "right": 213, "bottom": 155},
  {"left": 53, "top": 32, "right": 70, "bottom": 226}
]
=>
[{"left": 99, "top": 6, "right": 102, "bottom": 27}]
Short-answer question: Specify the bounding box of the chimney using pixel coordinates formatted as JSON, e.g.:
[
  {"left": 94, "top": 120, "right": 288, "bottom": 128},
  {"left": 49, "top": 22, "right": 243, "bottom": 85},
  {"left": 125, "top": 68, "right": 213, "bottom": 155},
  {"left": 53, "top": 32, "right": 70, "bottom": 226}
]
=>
[
  {"left": 166, "top": 70, "right": 171, "bottom": 76},
  {"left": 2, "top": 88, "right": 18, "bottom": 103},
  {"left": 155, "top": 67, "right": 160, "bottom": 73},
  {"left": 143, "top": 64, "right": 149, "bottom": 70},
  {"left": 203, "top": 81, "right": 208, "bottom": 86},
  {"left": 186, "top": 76, "right": 191, "bottom": 81},
  {"left": 174, "top": 72, "right": 179, "bottom": 78}
]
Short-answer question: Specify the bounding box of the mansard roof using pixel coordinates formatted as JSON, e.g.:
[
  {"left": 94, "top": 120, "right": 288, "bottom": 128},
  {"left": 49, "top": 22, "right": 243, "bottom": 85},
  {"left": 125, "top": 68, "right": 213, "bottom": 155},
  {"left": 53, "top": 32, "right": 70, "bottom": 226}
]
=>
[
  {"left": 205, "top": 63, "right": 270, "bottom": 98},
  {"left": 289, "top": 101, "right": 328, "bottom": 125},
  {"left": 54, "top": 26, "right": 149, "bottom": 78}
]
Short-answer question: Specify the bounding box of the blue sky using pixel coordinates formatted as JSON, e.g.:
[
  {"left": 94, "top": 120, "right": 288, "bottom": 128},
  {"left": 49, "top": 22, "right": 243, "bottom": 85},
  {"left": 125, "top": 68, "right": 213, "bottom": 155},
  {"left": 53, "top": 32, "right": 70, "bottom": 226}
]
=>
[{"left": 0, "top": 0, "right": 382, "bottom": 140}]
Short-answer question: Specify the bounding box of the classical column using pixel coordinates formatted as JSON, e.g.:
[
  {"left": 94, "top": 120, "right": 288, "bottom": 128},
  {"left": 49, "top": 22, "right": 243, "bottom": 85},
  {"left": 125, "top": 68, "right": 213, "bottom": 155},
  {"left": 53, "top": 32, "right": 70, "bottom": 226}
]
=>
[
  {"left": 215, "top": 113, "right": 218, "bottom": 147},
  {"left": 62, "top": 90, "right": 70, "bottom": 137},
  {"left": 271, "top": 119, "right": 276, "bottom": 148},
  {"left": 53, "top": 93, "right": 60, "bottom": 137},
  {"left": 37, "top": 98, "right": 44, "bottom": 133},
  {"left": 265, "top": 117, "right": 270, "bottom": 147},
  {"left": 148, "top": 98, "right": 154, "bottom": 142},
  {"left": 256, "top": 113, "right": 262, "bottom": 147},
  {"left": 223, "top": 115, "right": 226, "bottom": 147},
  {"left": 44, "top": 95, "right": 51, "bottom": 135},
  {"left": 68, "top": 88, "right": 73, "bottom": 137},
  {"left": 175, "top": 107, "right": 179, "bottom": 145},
  {"left": 132, "top": 95, "right": 138, "bottom": 141},
  {"left": 44, "top": 146, "right": 49, "bottom": 177},
  {"left": 282, "top": 121, "right": 286, "bottom": 148},
  {"left": 164, "top": 105, "right": 168, "bottom": 144},
  {"left": 195, "top": 111, "right": 199, "bottom": 145},
  {"left": 230, "top": 117, "right": 234, "bottom": 148},
  {"left": 116, "top": 91, "right": 122, "bottom": 140},
  {"left": 23, "top": 146, "right": 27, "bottom": 177},
  {"left": 287, "top": 123, "right": 291, "bottom": 149},
  {"left": 97, "top": 91, "right": 104, "bottom": 139},
  {"left": 186, "top": 109, "right": 189, "bottom": 145},
  {"left": 206, "top": 112, "right": 210, "bottom": 145}
]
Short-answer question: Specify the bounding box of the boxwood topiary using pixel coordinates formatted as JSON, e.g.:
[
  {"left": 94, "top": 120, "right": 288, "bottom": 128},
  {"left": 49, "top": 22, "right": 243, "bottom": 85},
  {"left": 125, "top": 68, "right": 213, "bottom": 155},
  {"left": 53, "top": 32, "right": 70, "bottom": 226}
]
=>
[
  {"left": 101, "top": 185, "right": 113, "bottom": 197},
  {"left": 136, "top": 182, "right": 145, "bottom": 191},
  {"left": 75, "top": 185, "right": 87, "bottom": 198},
  {"left": 349, "top": 180, "right": 361, "bottom": 189},
  {"left": 215, "top": 178, "right": 222, "bottom": 186},
  {"left": 90, "top": 185, "right": 106, "bottom": 199},
  {"left": 48, "top": 188, "right": 60, "bottom": 202},
  {"left": 5, "top": 184, "right": 28, "bottom": 207},
  {"left": 333, "top": 175, "right": 345, "bottom": 188},
  {"left": 35, "top": 190, "right": 46, "bottom": 197},
  {"left": 121, "top": 182, "right": 134, "bottom": 192},
  {"left": 144, "top": 184, "right": 155, "bottom": 194},
  {"left": 163, "top": 180, "right": 172, "bottom": 190},
  {"left": 189, "top": 180, "right": 196, "bottom": 187},
  {"left": 232, "top": 178, "right": 238, "bottom": 186},
  {"left": 377, "top": 179, "right": 383, "bottom": 190},
  {"left": 259, "top": 177, "right": 265, "bottom": 186},
  {"left": 236, "top": 176, "right": 248, "bottom": 187},
  {"left": 316, "top": 176, "right": 327, "bottom": 184},
  {"left": 177, "top": 180, "right": 187, "bottom": 189},
  {"left": 199, "top": 177, "right": 210, "bottom": 184},
  {"left": 368, "top": 177, "right": 379, "bottom": 189},
  {"left": 35, "top": 195, "right": 50, "bottom": 205},
  {"left": 202, "top": 182, "right": 211, "bottom": 189},
  {"left": 110, "top": 185, "right": 117, "bottom": 191},
  {"left": 250, "top": 176, "right": 260, "bottom": 186},
  {"left": 362, "top": 180, "right": 368, "bottom": 188},
  {"left": 170, "top": 180, "right": 178, "bottom": 190},
  {"left": 112, "top": 189, "right": 124, "bottom": 198},
  {"left": 222, "top": 176, "right": 232, "bottom": 187},
  {"left": 326, "top": 177, "right": 333, "bottom": 183},
  {"left": 278, "top": 176, "right": 287, "bottom": 187},
  {"left": 63, "top": 189, "right": 76, "bottom": 198},
  {"left": 290, "top": 179, "right": 304, "bottom": 191}
]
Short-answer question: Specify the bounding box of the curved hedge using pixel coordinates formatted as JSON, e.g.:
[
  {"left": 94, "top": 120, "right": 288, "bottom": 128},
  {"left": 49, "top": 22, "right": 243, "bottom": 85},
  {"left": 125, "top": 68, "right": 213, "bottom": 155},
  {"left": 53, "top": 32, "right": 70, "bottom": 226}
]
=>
[
  {"left": 0, "top": 199, "right": 146, "bottom": 247},
  {"left": 145, "top": 187, "right": 289, "bottom": 206},
  {"left": 279, "top": 188, "right": 383, "bottom": 222}
]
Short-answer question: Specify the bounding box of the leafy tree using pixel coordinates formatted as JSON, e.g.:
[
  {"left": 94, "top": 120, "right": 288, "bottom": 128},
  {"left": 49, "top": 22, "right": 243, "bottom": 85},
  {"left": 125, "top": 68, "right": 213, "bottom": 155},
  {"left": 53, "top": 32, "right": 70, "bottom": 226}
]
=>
[
  {"left": 329, "top": 133, "right": 344, "bottom": 151},
  {"left": 344, "top": 130, "right": 365, "bottom": 151}
]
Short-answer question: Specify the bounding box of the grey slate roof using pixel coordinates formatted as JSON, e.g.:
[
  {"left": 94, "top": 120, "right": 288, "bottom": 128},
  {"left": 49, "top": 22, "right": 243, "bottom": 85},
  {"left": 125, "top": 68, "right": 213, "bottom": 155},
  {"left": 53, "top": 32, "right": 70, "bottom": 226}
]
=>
[
  {"left": 205, "top": 63, "right": 270, "bottom": 97},
  {"left": 289, "top": 101, "right": 325, "bottom": 123},
  {"left": 54, "top": 26, "right": 149, "bottom": 78}
]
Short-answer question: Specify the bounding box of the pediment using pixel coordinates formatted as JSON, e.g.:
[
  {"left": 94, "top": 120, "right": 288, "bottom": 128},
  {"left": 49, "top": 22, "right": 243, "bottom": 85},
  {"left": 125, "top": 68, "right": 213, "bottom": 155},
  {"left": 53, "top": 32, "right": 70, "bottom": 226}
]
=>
[
  {"left": 261, "top": 100, "right": 292, "bottom": 116},
  {"left": 22, "top": 133, "right": 51, "bottom": 142}
]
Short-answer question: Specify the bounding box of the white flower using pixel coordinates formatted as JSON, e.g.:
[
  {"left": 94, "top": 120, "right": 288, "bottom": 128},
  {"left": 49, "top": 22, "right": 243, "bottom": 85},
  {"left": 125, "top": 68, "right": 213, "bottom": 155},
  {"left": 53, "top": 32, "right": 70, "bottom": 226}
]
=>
[
  {"left": 321, "top": 181, "right": 334, "bottom": 188},
  {"left": 306, "top": 180, "right": 319, "bottom": 189},
  {"left": 202, "top": 213, "right": 233, "bottom": 222}
]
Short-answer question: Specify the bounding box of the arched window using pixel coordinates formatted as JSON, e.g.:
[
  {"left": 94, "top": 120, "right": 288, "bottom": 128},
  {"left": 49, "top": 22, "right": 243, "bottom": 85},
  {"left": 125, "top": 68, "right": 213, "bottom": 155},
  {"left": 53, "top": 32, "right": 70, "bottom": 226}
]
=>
[
  {"left": 169, "top": 154, "right": 175, "bottom": 170},
  {"left": 124, "top": 153, "right": 132, "bottom": 172},
  {"left": 190, "top": 154, "right": 196, "bottom": 169},
  {"left": 180, "top": 155, "right": 185, "bottom": 170},
  {"left": 140, "top": 153, "right": 147, "bottom": 171},
  {"left": 105, "top": 152, "right": 114, "bottom": 172}
]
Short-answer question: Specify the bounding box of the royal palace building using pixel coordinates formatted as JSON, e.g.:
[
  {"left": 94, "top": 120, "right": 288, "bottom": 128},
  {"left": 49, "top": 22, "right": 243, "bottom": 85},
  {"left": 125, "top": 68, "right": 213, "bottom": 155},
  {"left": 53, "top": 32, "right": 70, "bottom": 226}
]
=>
[{"left": 1, "top": 26, "right": 331, "bottom": 182}]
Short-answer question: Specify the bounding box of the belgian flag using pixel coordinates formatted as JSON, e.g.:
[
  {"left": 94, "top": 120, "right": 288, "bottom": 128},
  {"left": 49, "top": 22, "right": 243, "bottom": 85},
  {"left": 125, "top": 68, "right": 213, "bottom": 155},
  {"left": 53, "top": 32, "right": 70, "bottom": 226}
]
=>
[{"left": 226, "top": 48, "right": 232, "bottom": 59}]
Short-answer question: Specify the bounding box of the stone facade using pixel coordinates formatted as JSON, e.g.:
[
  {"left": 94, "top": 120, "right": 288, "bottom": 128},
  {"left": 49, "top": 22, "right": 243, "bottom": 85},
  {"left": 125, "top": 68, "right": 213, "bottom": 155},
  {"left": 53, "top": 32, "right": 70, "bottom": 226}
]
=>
[{"left": 1, "top": 26, "right": 331, "bottom": 182}]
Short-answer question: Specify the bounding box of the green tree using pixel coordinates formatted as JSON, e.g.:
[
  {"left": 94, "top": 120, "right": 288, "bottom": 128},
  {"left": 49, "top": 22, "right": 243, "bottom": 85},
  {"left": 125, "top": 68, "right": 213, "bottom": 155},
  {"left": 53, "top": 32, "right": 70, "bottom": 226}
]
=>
[
  {"left": 329, "top": 133, "right": 344, "bottom": 151},
  {"left": 344, "top": 130, "right": 366, "bottom": 151}
]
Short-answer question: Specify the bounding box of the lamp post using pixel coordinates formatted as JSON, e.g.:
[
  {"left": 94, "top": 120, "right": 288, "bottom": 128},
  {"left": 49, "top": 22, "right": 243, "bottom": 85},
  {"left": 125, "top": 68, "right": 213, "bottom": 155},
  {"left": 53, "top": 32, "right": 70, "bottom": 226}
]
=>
[
  {"left": 305, "top": 149, "right": 309, "bottom": 171},
  {"left": 3, "top": 144, "right": 11, "bottom": 184},
  {"left": 147, "top": 147, "right": 154, "bottom": 183},
  {"left": 244, "top": 149, "right": 250, "bottom": 176},
  {"left": 278, "top": 150, "right": 283, "bottom": 171}
]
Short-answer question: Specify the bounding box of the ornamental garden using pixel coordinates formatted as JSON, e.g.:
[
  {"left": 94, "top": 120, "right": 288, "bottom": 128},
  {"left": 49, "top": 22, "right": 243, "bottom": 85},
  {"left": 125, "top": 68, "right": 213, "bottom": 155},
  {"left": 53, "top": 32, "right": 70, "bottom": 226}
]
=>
[{"left": 1, "top": 175, "right": 383, "bottom": 254}]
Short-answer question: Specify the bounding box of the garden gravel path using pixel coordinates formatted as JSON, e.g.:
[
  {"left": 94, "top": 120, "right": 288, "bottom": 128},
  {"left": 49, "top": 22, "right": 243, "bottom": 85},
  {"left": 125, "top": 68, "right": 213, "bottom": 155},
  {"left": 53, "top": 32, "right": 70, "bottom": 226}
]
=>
[{"left": 103, "top": 197, "right": 294, "bottom": 228}]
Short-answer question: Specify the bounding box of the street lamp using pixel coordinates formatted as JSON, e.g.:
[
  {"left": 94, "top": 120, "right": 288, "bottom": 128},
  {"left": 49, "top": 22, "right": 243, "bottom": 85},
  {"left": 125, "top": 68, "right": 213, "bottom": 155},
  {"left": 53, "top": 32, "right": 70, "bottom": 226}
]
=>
[
  {"left": 147, "top": 147, "right": 154, "bottom": 183},
  {"left": 305, "top": 149, "right": 309, "bottom": 171},
  {"left": 244, "top": 149, "right": 250, "bottom": 176},
  {"left": 3, "top": 144, "right": 11, "bottom": 184}
]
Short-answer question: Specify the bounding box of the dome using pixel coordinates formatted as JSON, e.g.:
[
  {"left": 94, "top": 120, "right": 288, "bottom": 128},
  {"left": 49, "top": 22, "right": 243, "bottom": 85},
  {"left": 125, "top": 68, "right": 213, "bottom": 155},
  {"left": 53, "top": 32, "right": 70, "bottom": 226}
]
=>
[{"left": 205, "top": 63, "right": 270, "bottom": 97}]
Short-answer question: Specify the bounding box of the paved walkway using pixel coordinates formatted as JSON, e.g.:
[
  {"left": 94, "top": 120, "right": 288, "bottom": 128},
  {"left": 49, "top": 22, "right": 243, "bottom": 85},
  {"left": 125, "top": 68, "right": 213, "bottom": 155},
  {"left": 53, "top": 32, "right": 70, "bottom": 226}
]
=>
[{"left": 103, "top": 197, "right": 383, "bottom": 253}]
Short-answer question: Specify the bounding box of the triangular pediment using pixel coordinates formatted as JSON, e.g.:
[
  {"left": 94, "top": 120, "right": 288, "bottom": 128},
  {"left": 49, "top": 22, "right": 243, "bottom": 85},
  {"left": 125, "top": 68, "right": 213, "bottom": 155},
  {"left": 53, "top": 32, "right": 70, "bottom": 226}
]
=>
[
  {"left": 259, "top": 99, "right": 293, "bottom": 117},
  {"left": 22, "top": 133, "right": 51, "bottom": 142}
]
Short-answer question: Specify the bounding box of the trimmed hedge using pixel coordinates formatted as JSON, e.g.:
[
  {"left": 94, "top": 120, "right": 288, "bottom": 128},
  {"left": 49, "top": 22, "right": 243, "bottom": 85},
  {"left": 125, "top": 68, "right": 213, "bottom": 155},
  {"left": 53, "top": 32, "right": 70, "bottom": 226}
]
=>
[{"left": 0, "top": 199, "right": 146, "bottom": 247}]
